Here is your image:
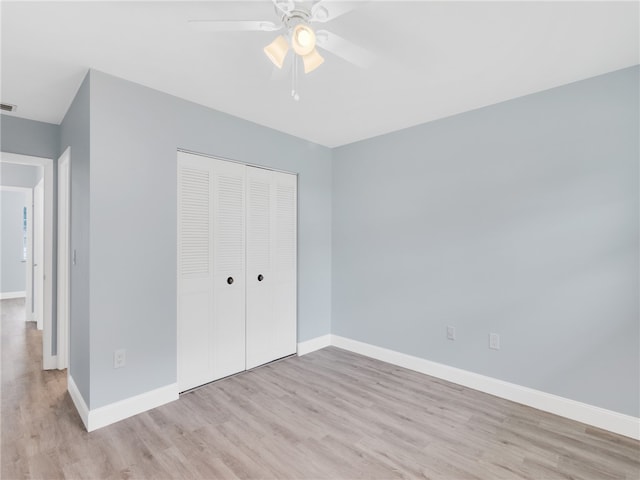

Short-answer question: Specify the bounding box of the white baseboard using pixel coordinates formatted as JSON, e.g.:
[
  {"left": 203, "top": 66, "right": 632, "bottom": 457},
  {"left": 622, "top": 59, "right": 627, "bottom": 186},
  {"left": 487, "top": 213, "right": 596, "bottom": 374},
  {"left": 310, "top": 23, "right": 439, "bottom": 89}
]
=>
[
  {"left": 86, "top": 383, "right": 178, "bottom": 432},
  {"left": 68, "top": 332, "right": 638, "bottom": 439},
  {"left": 329, "top": 335, "right": 640, "bottom": 441},
  {"left": 68, "top": 376, "right": 179, "bottom": 432},
  {"left": 0, "top": 291, "right": 26, "bottom": 300},
  {"left": 68, "top": 374, "right": 90, "bottom": 430},
  {"left": 297, "top": 334, "right": 332, "bottom": 356}
]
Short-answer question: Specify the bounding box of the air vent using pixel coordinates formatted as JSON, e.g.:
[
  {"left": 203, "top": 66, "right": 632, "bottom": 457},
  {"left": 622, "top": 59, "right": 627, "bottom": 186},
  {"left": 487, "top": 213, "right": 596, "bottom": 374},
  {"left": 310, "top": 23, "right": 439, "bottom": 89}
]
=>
[{"left": 0, "top": 103, "right": 17, "bottom": 112}]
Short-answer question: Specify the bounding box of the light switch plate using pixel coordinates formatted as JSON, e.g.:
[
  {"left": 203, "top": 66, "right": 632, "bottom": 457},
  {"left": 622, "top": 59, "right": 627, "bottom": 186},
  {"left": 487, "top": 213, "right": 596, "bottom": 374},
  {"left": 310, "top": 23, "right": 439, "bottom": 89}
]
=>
[
  {"left": 446, "top": 325, "right": 456, "bottom": 340},
  {"left": 114, "top": 349, "right": 126, "bottom": 368}
]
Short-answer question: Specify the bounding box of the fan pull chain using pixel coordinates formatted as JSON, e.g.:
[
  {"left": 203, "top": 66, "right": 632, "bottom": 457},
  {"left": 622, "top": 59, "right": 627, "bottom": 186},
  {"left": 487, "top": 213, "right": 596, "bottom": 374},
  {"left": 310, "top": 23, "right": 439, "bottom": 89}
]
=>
[{"left": 291, "top": 56, "right": 300, "bottom": 101}]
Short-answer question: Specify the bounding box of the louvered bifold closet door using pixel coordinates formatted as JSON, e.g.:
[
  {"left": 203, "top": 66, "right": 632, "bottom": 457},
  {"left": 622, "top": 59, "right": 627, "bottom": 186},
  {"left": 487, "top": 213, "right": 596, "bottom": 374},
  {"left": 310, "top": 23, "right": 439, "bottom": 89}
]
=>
[
  {"left": 211, "top": 158, "right": 247, "bottom": 380},
  {"left": 177, "top": 152, "right": 215, "bottom": 392},
  {"left": 246, "top": 167, "right": 297, "bottom": 369},
  {"left": 179, "top": 152, "right": 295, "bottom": 389},
  {"left": 245, "top": 167, "right": 275, "bottom": 369},
  {"left": 272, "top": 171, "right": 297, "bottom": 361}
]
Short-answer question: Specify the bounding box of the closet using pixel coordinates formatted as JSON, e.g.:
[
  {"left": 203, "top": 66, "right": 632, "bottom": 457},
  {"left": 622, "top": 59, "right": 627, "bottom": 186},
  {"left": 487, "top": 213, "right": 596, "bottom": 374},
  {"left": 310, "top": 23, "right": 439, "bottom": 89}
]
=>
[{"left": 177, "top": 151, "right": 297, "bottom": 392}]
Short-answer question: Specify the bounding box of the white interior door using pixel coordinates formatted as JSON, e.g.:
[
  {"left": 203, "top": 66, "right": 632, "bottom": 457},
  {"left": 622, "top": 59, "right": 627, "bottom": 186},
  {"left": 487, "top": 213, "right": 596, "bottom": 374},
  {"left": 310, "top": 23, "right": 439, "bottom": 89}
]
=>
[
  {"left": 246, "top": 168, "right": 297, "bottom": 369},
  {"left": 33, "top": 178, "right": 44, "bottom": 330},
  {"left": 25, "top": 191, "right": 33, "bottom": 320},
  {"left": 177, "top": 153, "right": 215, "bottom": 392},
  {"left": 211, "top": 158, "right": 246, "bottom": 380},
  {"left": 246, "top": 167, "right": 275, "bottom": 369},
  {"left": 177, "top": 152, "right": 295, "bottom": 391},
  {"left": 270, "top": 170, "right": 297, "bottom": 362},
  {"left": 177, "top": 153, "right": 247, "bottom": 390}
]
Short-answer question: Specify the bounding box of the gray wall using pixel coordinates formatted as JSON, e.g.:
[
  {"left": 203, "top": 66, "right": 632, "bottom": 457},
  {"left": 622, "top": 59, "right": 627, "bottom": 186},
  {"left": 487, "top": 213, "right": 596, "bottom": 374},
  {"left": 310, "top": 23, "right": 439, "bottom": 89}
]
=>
[
  {"left": 332, "top": 66, "right": 639, "bottom": 417},
  {"left": 88, "top": 70, "right": 332, "bottom": 409},
  {"left": 1, "top": 190, "right": 28, "bottom": 293},
  {"left": 0, "top": 115, "right": 60, "bottom": 160},
  {"left": 4, "top": 65, "right": 636, "bottom": 420},
  {"left": 0, "top": 163, "right": 43, "bottom": 188},
  {"left": 60, "top": 73, "right": 91, "bottom": 404}
]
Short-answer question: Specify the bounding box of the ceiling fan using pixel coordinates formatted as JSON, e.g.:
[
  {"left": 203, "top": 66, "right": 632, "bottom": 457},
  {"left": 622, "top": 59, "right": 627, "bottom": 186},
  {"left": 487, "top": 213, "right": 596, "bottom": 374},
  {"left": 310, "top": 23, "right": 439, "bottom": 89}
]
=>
[{"left": 189, "top": 0, "right": 375, "bottom": 77}]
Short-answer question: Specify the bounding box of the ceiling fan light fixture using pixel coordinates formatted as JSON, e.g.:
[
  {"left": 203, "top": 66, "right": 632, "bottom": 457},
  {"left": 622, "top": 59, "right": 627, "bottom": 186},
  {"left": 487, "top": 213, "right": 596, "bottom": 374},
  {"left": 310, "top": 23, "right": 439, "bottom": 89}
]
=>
[
  {"left": 303, "top": 48, "right": 324, "bottom": 74},
  {"left": 264, "top": 35, "right": 290, "bottom": 69},
  {"left": 291, "top": 24, "right": 316, "bottom": 56}
]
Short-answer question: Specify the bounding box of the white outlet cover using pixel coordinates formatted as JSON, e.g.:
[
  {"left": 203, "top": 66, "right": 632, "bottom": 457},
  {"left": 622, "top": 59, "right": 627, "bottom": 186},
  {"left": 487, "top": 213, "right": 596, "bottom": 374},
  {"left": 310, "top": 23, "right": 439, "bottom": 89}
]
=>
[{"left": 489, "top": 333, "right": 500, "bottom": 350}]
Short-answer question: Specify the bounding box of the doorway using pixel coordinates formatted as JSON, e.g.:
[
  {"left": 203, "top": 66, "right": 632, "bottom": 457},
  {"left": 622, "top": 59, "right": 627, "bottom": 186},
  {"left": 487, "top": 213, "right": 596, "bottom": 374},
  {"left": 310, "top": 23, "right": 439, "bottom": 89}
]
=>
[{"left": 0, "top": 152, "right": 55, "bottom": 369}]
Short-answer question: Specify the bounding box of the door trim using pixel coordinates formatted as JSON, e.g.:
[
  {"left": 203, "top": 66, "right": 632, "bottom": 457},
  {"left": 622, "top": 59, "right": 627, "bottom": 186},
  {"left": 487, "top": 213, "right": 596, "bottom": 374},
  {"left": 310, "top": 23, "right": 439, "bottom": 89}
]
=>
[
  {"left": 57, "top": 147, "right": 70, "bottom": 370},
  {"left": 34, "top": 178, "right": 44, "bottom": 330},
  {"left": 177, "top": 148, "right": 299, "bottom": 176}
]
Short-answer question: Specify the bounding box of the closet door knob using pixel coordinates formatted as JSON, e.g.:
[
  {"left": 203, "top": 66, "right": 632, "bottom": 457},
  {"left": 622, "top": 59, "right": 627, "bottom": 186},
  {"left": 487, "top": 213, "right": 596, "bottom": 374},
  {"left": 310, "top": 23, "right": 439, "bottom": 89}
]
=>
[
  {"left": 257, "top": 274, "right": 264, "bottom": 282},
  {"left": 227, "top": 277, "right": 234, "bottom": 285}
]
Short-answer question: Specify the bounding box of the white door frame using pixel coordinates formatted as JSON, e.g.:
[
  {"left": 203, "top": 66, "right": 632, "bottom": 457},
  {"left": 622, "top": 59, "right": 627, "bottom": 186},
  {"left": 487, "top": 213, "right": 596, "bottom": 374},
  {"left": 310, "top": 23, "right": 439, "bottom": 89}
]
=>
[
  {"left": 34, "top": 178, "right": 44, "bottom": 330},
  {"left": 0, "top": 152, "right": 56, "bottom": 369},
  {"left": 26, "top": 188, "right": 34, "bottom": 318},
  {"left": 57, "top": 147, "right": 70, "bottom": 370}
]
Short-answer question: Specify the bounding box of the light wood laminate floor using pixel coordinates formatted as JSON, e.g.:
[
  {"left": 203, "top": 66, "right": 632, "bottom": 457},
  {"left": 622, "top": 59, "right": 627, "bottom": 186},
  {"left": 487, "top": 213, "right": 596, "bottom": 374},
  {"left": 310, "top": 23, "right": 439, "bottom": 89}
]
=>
[{"left": 2, "top": 298, "right": 639, "bottom": 479}]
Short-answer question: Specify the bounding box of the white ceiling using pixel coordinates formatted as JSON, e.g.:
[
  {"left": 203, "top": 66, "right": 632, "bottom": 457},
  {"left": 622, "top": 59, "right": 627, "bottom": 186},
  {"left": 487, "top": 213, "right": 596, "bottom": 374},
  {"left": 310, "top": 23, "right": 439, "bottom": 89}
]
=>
[{"left": 1, "top": 1, "right": 638, "bottom": 147}]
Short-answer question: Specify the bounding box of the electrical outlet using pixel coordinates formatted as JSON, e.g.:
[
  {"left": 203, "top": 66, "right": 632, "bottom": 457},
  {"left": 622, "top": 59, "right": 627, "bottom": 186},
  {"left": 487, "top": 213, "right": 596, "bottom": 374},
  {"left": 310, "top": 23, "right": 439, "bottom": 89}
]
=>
[
  {"left": 489, "top": 333, "right": 500, "bottom": 350},
  {"left": 446, "top": 325, "right": 456, "bottom": 341},
  {"left": 114, "top": 349, "right": 126, "bottom": 368}
]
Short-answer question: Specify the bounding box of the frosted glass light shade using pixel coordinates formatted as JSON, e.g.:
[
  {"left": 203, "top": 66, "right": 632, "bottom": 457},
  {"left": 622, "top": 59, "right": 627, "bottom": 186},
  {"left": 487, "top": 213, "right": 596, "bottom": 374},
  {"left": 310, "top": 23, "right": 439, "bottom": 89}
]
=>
[
  {"left": 264, "top": 35, "right": 289, "bottom": 69},
  {"left": 292, "top": 24, "right": 316, "bottom": 56},
  {"left": 303, "top": 48, "right": 324, "bottom": 73}
]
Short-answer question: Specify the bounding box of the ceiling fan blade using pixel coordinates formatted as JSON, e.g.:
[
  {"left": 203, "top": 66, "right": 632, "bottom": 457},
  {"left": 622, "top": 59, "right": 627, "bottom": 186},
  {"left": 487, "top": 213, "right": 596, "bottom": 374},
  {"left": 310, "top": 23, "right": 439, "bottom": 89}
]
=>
[
  {"left": 272, "top": 0, "right": 295, "bottom": 16},
  {"left": 188, "top": 20, "right": 281, "bottom": 32},
  {"left": 315, "top": 29, "right": 375, "bottom": 68},
  {"left": 310, "top": 1, "right": 366, "bottom": 23}
]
